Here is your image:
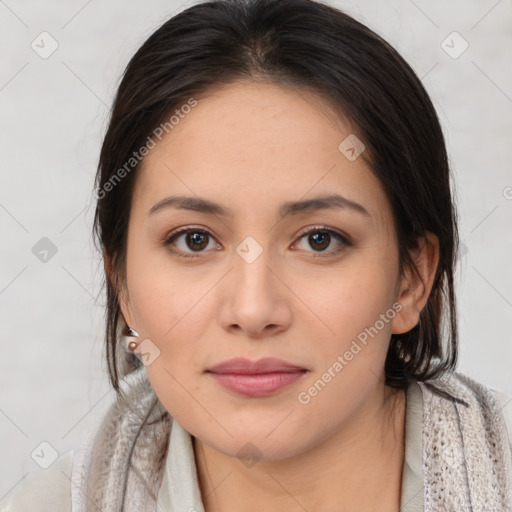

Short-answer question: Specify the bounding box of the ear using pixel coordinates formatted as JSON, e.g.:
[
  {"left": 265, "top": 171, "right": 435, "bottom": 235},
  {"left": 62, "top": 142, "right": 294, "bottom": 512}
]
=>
[
  {"left": 103, "top": 250, "right": 135, "bottom": 330},
  {"left": 391, "top": 231, "right": 440, "bottom": 335}
]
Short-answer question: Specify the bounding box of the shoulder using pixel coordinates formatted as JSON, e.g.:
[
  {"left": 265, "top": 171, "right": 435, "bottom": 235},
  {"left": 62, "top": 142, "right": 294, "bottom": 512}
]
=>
[
  {"left": 0, "top": 450, "right": 72, "bottom": 512},
  {"left": 421, "top": 371, "right": 512, "bottom": 448},
  {"left": 489, "top": 384, "right": 512, "bottom": 448}
]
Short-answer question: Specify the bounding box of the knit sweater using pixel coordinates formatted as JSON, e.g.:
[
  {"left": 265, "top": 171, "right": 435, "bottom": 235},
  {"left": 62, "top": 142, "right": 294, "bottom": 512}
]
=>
[{"left": 1, "top": 369, "right": 511, "bottom": 512}]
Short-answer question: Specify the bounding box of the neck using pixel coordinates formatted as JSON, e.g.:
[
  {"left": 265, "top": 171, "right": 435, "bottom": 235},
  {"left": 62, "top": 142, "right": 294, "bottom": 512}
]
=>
[{"left": 193, "top": 384, "right": 407, "bottom": 512}]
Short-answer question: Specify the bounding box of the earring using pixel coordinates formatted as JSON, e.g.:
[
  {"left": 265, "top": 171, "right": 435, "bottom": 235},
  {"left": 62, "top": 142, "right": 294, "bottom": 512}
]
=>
[{"left": 125, "top": 327, "right": 140, "bottom": 353}]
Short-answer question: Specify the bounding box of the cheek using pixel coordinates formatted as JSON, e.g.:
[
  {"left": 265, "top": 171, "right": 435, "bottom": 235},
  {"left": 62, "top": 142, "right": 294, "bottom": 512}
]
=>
[
  {"left": 134, "top": 276, "right": 211, "bottom": 422},
  {"left": 126, "top": 247, "right": 213, "bottom": 341},
  {"left": 297, "top": 257, "right": 399, "bottom": 406},
  {"left": 292, "top": 275, "right": 399, "bottom": 435},
  {"left": 303, "top": 255, "right": 398, "bottom": 339}
]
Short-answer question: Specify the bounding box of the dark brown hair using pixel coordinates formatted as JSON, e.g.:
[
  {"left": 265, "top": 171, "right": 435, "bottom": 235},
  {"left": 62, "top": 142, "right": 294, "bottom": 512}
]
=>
[{"left": 92, "top": 0, "right": 460, "bottom": 397}]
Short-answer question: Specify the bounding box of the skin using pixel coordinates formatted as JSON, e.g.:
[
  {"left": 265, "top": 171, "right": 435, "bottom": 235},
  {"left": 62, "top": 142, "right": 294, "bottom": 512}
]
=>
[{"left": 113, "top": 79, "right": 439, "bottom": 511}]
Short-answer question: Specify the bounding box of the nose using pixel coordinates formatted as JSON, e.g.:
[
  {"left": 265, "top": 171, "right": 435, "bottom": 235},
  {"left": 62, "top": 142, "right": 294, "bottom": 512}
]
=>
[{"left": 218, "top": 241, "right": 293, "bottom": 339}]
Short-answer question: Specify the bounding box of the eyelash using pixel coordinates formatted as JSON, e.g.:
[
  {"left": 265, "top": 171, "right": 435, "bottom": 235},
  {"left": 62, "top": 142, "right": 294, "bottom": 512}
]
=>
[{"left": 162, "top": 225, "right": 352, "bottom": 260}]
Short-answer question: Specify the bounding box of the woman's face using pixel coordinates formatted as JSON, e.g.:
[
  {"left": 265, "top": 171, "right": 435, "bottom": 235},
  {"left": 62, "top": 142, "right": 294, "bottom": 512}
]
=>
[{"left": 118, "top": 80, "right": 420, "bottom": 461}]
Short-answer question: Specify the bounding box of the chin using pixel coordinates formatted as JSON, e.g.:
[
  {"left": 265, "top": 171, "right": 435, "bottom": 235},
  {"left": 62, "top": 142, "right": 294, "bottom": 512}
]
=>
[{"left": 207, "top": 428, "right": 311, "bottom": 463}]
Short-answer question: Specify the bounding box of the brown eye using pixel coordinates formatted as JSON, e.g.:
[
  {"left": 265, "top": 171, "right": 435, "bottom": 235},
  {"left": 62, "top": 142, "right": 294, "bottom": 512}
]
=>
[
  {"left": 308, "top": 231, "right": 331, "bottom": 251},
  {"left": 294, "top": 227, "right": 352, "bottom": 257},
  {"left": 184, "top": 231, "right": 209, "bottom": 251},
  {"left": 163, "top": 228, "right": 220, "bottom": 258}
]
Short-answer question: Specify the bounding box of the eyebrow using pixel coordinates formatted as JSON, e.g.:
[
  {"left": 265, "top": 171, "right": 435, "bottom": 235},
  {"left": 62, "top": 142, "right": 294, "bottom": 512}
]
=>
[{"left": 148, "top": 194, "right": 371, "bottom": 219}]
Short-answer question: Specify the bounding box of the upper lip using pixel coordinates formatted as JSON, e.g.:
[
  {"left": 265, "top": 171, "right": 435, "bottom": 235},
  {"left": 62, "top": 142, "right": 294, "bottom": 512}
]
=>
[{"left": 207, "top": 357, "right": 307, "bottom": 374}]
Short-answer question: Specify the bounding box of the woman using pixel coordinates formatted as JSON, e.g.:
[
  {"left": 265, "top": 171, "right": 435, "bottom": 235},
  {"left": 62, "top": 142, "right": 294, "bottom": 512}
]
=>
[{"left": 3, "top": 0, "right": 511, "bottom": 511}]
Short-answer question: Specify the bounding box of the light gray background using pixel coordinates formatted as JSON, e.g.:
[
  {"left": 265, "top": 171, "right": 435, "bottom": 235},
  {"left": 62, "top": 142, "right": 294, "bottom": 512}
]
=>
[{"left": 1, "top": 0, "right": 511, "bottom": 499}]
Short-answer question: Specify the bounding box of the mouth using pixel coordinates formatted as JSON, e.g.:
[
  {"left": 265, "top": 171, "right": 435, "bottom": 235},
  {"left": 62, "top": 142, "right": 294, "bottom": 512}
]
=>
[
  {"left": 206, "top": 370, "right": 308, "bottom": 397},
  {"left": 206, "top": 357, "right": 309, "bottom": 397}
]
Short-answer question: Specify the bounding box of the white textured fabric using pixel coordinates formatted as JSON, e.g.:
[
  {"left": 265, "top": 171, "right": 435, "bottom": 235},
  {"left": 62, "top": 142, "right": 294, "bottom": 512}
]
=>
[
  {"left": 157, "top": 380, "right": 422, "bottom": 512},
  {"left": 400, "top": 379, "right": 424, "bottom": 512},
  {"left": 70, "top": 411, "right": 100, "bottom": 511},
  {"left": 71, "top": 366, "right": 172, "bottom": 512},
  {"left": 157, "top": 419, "right": 205, "bottom": 512},
  {"left": 2, "top": 368, "right": 511, "bottom": 511},
  {"left": 420, "top": 373, "right": 512, "bottom": 511},
  {"left": 69, "top": 366, "right": 511, "bottom": 511}
]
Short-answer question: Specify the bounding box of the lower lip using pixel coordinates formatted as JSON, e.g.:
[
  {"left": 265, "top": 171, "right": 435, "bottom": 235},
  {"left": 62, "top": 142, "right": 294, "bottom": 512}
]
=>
[{"left": 207, "top": 370, "right": 307, "bottom": 397}]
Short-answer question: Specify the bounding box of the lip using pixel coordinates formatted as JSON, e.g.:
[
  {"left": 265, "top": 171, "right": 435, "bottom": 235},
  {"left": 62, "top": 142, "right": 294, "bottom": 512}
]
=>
[
  {"left": 206, "top": 357, "right": 308, "bottom": 397},
  {"left": 207, "top": 357, "right": 307, "bottom": 374}
]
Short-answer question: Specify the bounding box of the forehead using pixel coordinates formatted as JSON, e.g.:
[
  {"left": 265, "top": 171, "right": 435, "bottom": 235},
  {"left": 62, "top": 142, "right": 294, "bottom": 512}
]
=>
[{"left": 132, "top": 80, "right": 391, "bottom": 228}]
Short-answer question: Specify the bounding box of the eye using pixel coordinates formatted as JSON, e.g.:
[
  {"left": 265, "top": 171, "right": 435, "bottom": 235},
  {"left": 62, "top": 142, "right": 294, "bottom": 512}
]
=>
[
  {"left": 293, "top": 226, "right": 351, "bottom": 257},
  {"left": 163, "top": 227, "right": 220, "bottom": 258},
  {"left": 163, "top": 225, "right": 352, "bottom": 259}
]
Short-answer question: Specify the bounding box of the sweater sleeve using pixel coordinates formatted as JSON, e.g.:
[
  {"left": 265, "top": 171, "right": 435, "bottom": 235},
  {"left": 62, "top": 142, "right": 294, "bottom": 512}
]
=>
[
  {"left": 0, "top": 450, "right": 72, "bottom": 512},
  {"left": 492, "top": 388, "right": 512, "bottom": 451}
]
